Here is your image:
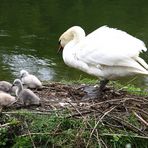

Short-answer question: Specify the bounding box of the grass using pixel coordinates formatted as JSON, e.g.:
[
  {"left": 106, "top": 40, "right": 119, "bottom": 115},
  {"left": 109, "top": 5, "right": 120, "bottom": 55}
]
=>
[
  {"left": 61, "top": 77, "right": 148, "bottom": 96},
  {"left": 111, "top": 81, "right": 148, "bottom": 96},
  {"left": 0, "top": 78, "right": 148, "bottom": 148},
  {"left": 0, "top": 110, "right": 148, "bottom": 148},
  {"left": 60, "top": 77, "right": 98, "bottom": 85},
  {"left": 1, "top": 110, "right": 148, "bottom": 148}
]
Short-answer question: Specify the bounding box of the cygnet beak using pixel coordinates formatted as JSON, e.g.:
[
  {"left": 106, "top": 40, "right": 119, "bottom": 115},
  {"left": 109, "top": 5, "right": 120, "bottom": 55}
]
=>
[
  {"left": 9, "top": 84, "right": 15, "bottom": 93},
  {"left": 11, "top": 84, "right": 14, "bottom": 89}
]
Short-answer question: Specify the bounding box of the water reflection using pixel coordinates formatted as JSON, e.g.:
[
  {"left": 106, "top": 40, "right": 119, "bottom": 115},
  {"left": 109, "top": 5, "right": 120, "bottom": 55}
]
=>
[{"left": 2, "top": 53, "right": 55, "bottom": 81}]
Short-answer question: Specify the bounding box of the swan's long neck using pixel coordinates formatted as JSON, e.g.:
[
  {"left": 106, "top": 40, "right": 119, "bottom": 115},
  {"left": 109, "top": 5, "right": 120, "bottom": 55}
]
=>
[
  {"left": 63, "top": 26, "right": 85, "bottom": 54},
  {"left": 71, "top": 27, "right": 85, "bottom": 43},
  {"left": 16, "top": 83, "right": 23, "bottom": 96},
  {"left": 62, "top": 27, "right": 85, "bottom": 65},
  {"left": 63, "top": 26, "right": 85, "bottom": 48}
]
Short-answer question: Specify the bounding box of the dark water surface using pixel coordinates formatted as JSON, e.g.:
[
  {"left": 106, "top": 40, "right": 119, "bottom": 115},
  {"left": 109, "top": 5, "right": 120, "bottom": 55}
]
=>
[{"left": 0, "top": 0, "right": 148, "bottom": 87}]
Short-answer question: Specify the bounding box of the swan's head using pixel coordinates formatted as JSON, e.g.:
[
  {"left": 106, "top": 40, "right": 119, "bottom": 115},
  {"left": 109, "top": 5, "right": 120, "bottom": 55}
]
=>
[
  {"left": 20, "top": 70, "right": 29, "bottom": 78},
  {"left": 58, "top": 26, "right": 85, "bottom": 53}
]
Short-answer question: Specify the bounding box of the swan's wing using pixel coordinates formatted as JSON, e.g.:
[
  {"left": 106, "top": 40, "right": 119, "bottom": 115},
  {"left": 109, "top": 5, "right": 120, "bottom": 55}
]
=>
[{"left": 76, "top": 26, "right": 147, "bottom": 67}]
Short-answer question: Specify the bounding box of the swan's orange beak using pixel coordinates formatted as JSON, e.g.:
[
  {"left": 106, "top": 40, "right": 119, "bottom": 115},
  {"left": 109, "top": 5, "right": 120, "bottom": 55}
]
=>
[{"left": 57, "top": 41, "right": 63, "bottom": 53}]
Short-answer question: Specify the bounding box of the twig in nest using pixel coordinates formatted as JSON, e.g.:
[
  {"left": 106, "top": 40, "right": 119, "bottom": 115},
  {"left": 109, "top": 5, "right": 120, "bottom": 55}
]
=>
[
  {"left": 89, "top": 98, "right": 124, "bottom": 107},
  {"left": 66, "top": 101, "right": 94, "bottom": 134},
  {"left": 104, "top": 121, "right": 123, "bottom": 129},
  {"left": 24, "top": 121, "right": 36, "bottom": 148},
  {"left": 19, "top": 132, "right": 62, "bottom": 137},
  {"left": 66, "top": 101, "right": 85, "bottom": 118},
  {"left": 86, "top": 105, "right": 117, "bottom": 148},
  {"left": 2, "top": 111, "right": 53, "bottom": 115},
  {"left": 93, "top": 111, "right": 102, "bottom": 147},
  {"left": 95, "top": 128, "right": 101, "bottom": 147},
  {"left": 52, "top": 122, "right": 62, "bottom": 135},
  {"left": 88, "top": 97, "right": 135, "bottom": 108},
  {"left": 90, "top": 97, "right": 146, "bottom": 109},
  {"left": 140, "top": 97, "right": 148, "bottom": 103},
  {"left": 110, "top": 115, "right": 146, "bottom": 136},
  {"left": 67, "top": 88, "right": 77, "bottom": 101},
  {"left": 0, "top": 120, "right": 20, "bottom": 128},
  {"left": 0, "top": 106, "right": 2, "bottom": 113},
  {"left": 133, "top": 111, "right": 148, "bottom": 127},
  {"left": 66, "top": 110, "right": 93, "bottom": 118},
  {"left": 100, "top": 137, "right": 108, "bottom": 148},
  {"left": 95, "top": 108, "right": 146, "bottom": 136},
  {"left": 74, "top": 118, "right": 89, "bottom": 148},
  {"left": 100, "top": 133, "right": 148, "bottom": 139},
  {"left": 127, "top": 107, "right": 148, "bottom": 116},
  {"left": 0, "top": 122, "right": 12, "bottom": 128}
]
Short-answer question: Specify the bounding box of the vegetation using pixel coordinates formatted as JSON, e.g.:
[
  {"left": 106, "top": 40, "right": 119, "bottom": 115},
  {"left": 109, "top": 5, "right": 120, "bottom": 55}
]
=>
[
  {"left": 0, "top": 110, "right": 148, "bottom": 148},
  {"left": 0, "top": 79, "right": 148, "bottom": 148}
]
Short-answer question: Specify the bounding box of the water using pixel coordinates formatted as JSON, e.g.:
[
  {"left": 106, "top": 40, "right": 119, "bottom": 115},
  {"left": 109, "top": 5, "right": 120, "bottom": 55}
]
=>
[{"left": 0, "top": 0, "right": 148, "bottom": 87}]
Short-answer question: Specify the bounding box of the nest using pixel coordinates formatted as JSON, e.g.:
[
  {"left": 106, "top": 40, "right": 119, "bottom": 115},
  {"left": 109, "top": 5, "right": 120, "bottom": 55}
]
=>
[
  {"left": 31, "top": 82, "right": 148, "bottom": 137},
  {"left": 1, "top": 82, "right": 148, "bottom": 144}
]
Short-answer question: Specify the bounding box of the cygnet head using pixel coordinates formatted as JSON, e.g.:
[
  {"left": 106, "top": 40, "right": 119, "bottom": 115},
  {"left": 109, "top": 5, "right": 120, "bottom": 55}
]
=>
[
  {"left": 12, "top": 79, "right": 23, "bottom": 97},
  {"left": 20, "top": 70, "right": 29, "bottom": 78},
  {"left": 12, "top": 79, "right": 22, "bottom": 87},
  {"left": 58, "top": 26, "right": 85, "bottom": 52}
]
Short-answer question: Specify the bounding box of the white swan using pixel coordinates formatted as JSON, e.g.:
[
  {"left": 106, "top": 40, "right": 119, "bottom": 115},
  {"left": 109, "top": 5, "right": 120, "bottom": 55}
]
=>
[
  {"left": 20, "top": 70, "right": 42, "bottom": 89},
  {"left": 12, "top": 79, "right": 40, "bottom": 106},
  {"left": 58, "top": 26, "right": 148, "bottom": 94},
  {"left": 0, "top": 91, "right": 16, "bottom": 106}
]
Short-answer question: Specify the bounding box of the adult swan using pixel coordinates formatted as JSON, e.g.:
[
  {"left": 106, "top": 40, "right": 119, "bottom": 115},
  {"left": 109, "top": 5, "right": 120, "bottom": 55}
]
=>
[{"left": 58, "top": 26, "right": 148, "bottom": 96}]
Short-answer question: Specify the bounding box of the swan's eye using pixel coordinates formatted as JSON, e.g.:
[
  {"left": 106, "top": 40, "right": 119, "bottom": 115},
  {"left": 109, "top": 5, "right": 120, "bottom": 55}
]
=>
[{"left": 58, "top": 40, "right": 61, "bottom": 45}]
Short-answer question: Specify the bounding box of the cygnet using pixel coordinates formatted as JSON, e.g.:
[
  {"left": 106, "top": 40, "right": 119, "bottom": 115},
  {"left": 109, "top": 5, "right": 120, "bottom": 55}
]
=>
[
  {"left": 12, "top": 79, "right": 40, "bottom": 106},
  {"left": 0, "top": 91, "right": 16, "bottom": 106},
  {"left": 0, "top": 81, "right": 13, "bottom": 92},
  {"left": 20, "top": 70, "right": 42, "bottom": 89}
]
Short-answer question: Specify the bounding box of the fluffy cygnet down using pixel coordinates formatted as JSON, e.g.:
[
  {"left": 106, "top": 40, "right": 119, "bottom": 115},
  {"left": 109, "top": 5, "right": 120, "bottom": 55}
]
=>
[
  {"left": 0, "top": 91, "right": 16, "bottom": 106},
  {"left": 0, "top": 81, "right": 17, "bottom": 93},
  {"left": 12, "top": 79, "right": 40, "bottom": 106},
  {"left": 20, "top": 70, "right": 42, "bottom": 89}
]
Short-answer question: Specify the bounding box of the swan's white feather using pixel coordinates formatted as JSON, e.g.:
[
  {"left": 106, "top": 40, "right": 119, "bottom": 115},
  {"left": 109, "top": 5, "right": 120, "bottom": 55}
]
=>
[
  {"left": 76, "top": 26, "right": 147, "bottom": 66},
  {"left": 60, "top": 26, "right": 148, "bottom": 80}
]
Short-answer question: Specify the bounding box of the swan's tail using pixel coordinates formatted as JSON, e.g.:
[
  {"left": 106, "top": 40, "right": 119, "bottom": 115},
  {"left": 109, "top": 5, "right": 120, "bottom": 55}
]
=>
[{"left": 135, "top": 57, "right": 148, "bottom": 70}]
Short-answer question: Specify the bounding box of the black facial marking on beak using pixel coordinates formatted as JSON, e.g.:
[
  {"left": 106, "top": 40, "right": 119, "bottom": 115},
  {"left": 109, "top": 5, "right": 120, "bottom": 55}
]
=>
[{"left": 57, "top": 40, "right": 63, "bottom": 54}]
